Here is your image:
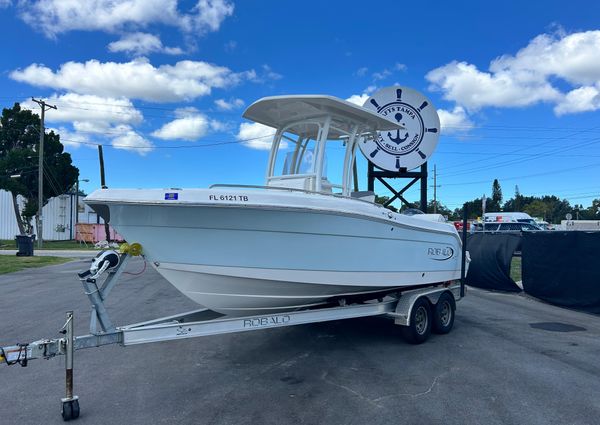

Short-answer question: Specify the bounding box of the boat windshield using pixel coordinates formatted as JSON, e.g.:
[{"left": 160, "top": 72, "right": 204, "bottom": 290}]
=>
[
  {"left": 266, "top": 115, "right": 363, "bottom": 194},
  {"left": 275, "top": 132, "right": 319, "bottom": 176},
  {"left": 269, "top": 126, "right": 343, "bottom": 192}
]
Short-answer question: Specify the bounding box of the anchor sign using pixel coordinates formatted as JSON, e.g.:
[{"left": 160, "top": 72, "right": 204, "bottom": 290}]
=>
[
  {"left": 359, "top": 86, "right": 440, "bottom": 171},
  {"left": 387, "top": 113, "right": 409, "bottom": 145}
]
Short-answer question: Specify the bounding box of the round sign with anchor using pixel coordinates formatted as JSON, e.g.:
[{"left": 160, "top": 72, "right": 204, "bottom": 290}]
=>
[{"left": 359, "top": 86, "right": 440, "bottom": 171}]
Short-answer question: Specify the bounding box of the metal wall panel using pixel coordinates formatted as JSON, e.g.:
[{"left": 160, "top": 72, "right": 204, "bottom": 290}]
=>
[{"left": 0, "top": 190, "right": 80, "bottom": 240}]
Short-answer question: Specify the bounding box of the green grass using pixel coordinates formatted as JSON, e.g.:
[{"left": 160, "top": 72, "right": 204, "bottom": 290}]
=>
[
  {"left": 0, "top": 255, "right": 73, "bottom": 274},
  {"left": 510, "top": 256, "right": 522, "bottom": 282},
  {"left": 0, "top": 239, "right": 96, "bottom": 250}
]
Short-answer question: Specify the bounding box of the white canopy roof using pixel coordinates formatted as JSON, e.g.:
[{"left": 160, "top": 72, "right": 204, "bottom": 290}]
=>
[{"left": 243, "top": 95, "right": 401, "bottom": 139}]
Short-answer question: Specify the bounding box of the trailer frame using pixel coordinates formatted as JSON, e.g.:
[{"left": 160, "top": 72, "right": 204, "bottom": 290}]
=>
[{"left": 1, "top": 253, "right": 464, "bottom": 421}]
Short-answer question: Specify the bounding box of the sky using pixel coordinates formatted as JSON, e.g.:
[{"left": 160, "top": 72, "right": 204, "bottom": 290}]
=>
[{"left": 1, "top": 0, "right": 600, "bottom": 212}]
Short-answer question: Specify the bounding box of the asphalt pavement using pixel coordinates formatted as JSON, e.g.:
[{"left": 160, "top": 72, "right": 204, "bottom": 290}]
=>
[{"left": 1, "top": 259, "right": 599, "bottom": 425}]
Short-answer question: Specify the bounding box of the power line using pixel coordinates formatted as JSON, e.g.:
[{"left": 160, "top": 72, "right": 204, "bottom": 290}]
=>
[
  {"left": 437, "top": 125, "right": 600, "bottom": 174},
  {"left": 57, "top": 133, "right": 277, "bottom": 150},
  {"left": 31, "top": 97, "right": 57, "bottom": 248},
  {"left": 440, "top": 161, "right": 600, "bottom": 187},
  {"left": 435, "top": 151, "right": 600, "bottom": 158},
  {"left": 30, "top": 98, "right": 600, "bottom": 131},
  {"left": 438, "top": 135, "right": 600, "bottom": 178}
]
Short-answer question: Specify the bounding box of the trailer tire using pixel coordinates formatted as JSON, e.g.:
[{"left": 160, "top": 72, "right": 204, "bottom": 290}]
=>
[
  {"left": 401, "top": 297, "right": 432, "bottom": 344},
  {"left": 61, "top": 399, "right": 79, "bottom": 421},
  {"left": 432, "top": 292, "right": 455, "bottom": 335}
]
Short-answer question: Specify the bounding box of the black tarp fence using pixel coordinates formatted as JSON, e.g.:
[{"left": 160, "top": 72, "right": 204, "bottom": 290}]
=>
[
  {"left": 465, "top": 233, "right": 522, "bottom": 292},
  {"left": 522, "top": 231, "right": 600, "bottom": 314}
]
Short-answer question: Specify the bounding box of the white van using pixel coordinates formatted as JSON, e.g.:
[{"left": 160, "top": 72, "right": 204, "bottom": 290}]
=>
[{"left": 483, "top": 212, "right": 536, "bottom": 225}]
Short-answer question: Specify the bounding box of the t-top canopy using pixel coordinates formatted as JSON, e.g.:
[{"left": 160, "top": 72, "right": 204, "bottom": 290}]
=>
[{"left": 243, "top": 95, "right": 401, "bottom": 139}]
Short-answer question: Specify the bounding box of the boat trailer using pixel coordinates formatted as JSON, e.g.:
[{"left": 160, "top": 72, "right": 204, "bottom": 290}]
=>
[{"left": 1, "top": 250, "right": 465, "bottom": 421}]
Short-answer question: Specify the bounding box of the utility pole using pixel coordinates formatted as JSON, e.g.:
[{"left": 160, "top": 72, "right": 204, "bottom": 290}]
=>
[
  {"left": 98, "top": 145, "right": 111, "bottom": 242},
  {"left": 75, "top": 178, "right": 89, "bottom": 240},
  {"left": 482, "top": 194, "right": 487, "bottom": 231},
  {"left": 31, "top": 98, "right": 57, "bottom": 248},
  {"left": 429, "top": 164, "right": 441, "bottom": 214}
]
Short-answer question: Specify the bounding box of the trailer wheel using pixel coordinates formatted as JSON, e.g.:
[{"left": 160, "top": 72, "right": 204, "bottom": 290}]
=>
[
  {"left": 432, "top": 292, "right": 455, "bottom": 335},
  {"left": 401, "top": 297, "right": 432, "bottom": 344},
  {"left": 61, "top": 399, "right": 79, "bottom": 421}
]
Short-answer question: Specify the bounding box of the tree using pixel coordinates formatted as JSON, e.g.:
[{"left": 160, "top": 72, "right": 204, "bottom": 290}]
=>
[
  {"left": 455, "top": 196, "right": 490, "bottom": 220},
  {"left": 374, "top": 195, "right": 398, "bottom": 212},
  {"left": 523, "top": 200, "right": 547, "bottom": 219},
  {"left": 502, "top": 193, "right": 571, "bottom": 223},
  {"left": 581, "top": 199, "right": 600, "bottom": 219},
  {"left": 490, "top": 179, "right": 503, "bottom": 211},
  {"left": 0, "top": 103, "right": 79, "bottom": 235}
]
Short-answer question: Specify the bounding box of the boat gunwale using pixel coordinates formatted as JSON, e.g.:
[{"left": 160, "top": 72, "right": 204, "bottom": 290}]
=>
[{"left": 86, "top": 198, "right": 462, "bottom": 242}]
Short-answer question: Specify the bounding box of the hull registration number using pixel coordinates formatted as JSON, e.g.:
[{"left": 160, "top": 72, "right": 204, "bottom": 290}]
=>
[{"left": 208, "top": 194, "right": 249, "bottom": 202}]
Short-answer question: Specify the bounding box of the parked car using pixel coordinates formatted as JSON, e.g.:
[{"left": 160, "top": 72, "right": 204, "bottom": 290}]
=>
[{"left": 472, "top": 222, "right": 542, "bottom": 232}]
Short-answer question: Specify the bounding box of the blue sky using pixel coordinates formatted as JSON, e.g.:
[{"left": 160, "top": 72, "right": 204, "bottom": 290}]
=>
[{"left": 1, "top": 0, "right": 600, "bottom": 211}]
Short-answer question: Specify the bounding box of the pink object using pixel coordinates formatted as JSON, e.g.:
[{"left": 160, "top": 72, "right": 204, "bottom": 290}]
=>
[{"left": 75, "top": 224, "right": 124, "bottom": 243}]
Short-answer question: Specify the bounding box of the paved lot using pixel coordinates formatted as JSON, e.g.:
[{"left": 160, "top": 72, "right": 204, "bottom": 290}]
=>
[{"left": 1, "top": 259, "right": 599, "bottom": 425}]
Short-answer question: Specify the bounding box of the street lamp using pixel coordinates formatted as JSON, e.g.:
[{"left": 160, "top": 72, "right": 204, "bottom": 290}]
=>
[{"left": 74, "top": 179, "right": 90, "bottom": 240}]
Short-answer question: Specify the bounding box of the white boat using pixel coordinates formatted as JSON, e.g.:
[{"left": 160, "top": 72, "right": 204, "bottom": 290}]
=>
[{"left": 85, "top": 95, "right": 466, "bottom": 316}]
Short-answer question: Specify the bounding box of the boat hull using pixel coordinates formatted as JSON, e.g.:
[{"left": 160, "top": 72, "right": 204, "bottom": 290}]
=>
[
  {"left": 156, "top": 262, "right": 455, "bottom": 315},
  {"left": 87, "top": 189, "right": 465, "bottom": 315}
]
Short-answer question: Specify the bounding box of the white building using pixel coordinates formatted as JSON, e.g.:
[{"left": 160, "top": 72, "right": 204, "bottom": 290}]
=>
[{"left": 0, "top": 189, "right": 101, "bottom": 240}]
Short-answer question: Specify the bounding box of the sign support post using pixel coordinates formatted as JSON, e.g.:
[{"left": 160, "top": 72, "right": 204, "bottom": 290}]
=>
[{"left": 367, "top": 162, "right": 428, "bottom": 212}]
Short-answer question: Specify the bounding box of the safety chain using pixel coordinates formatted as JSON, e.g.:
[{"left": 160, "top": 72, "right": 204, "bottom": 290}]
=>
[{"left": 0, "top": 343, "right": 29, "bottom": 367}]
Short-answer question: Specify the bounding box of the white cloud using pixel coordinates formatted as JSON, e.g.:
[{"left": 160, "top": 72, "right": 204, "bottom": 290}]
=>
[
  {"left": 152, "top": 115, "right": 207, "bottom": 141},
  {"left": 48, "top": 123, "right": 153, "bottom": 155},
  {"left": 356, "top": 64, "right": 404, "bottom": 80},
  {"left": 426, "top": 30, "right": 600, "bottom": 115},
  {"left": 21, "top": 93, "right": 142, "bottom": 126},
  {"left": 345, "top": 94, "right": 369, "bottom": 107},
  {"left": 214, "top": 97, "right": 245, "bottom": 111},
  {"left": 21, "top": 93, "right": 154, "bottom": 155},
  {"left": 192, "top": 0, "right": 234, "bottom": 34},
  {"left": 355, "top": 67, "right": 368, "bottom": 77},
  {"left": 372, "top": 69, "right": 391, "bottom": 81},
  {"left": 47, "top": 126, "right": 90, "bottom": 149},
  {"left": 111, "top": 125, "right": 154, "bottom": 154},
  {"left": 490, "top": 31, "right": 600, "bottom": 86},
  {"left": 0, "top": 0, "right": 11, "bottom": 8},
  {"left": 72, "top": 121, "right": 113, "bottom": 134},
  {"left": 108, "top": 32, "right": 183, "bottom": 56},
  {"left": 236, "top": 122, "right": 278, "bottom": 150},
  {"left": 11, "top": 58, "right": 253, "bottom": 102},
  {"left": 152, "top": 107, "right": 224, "bottom": 141},
  {"left": 426, "top": 61, "right": 560, "bottom": 110},
  {"left": 437, "top": 106, "right": 474, "bottom": 134},
  {"left": 245, "top": 65, "right": 282, "bottom": 84},
  {"left": 262, "top": 65, "right": 282, "bottom": 81},
  {"left": 554, "top": 85, "right": 600, "bottom": 115},
  {"left": 17, "top": 0, "right": 234, "bottom": 38},
  {"left": 20, "top": 93, "right": 152, "bottom": 154}
]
